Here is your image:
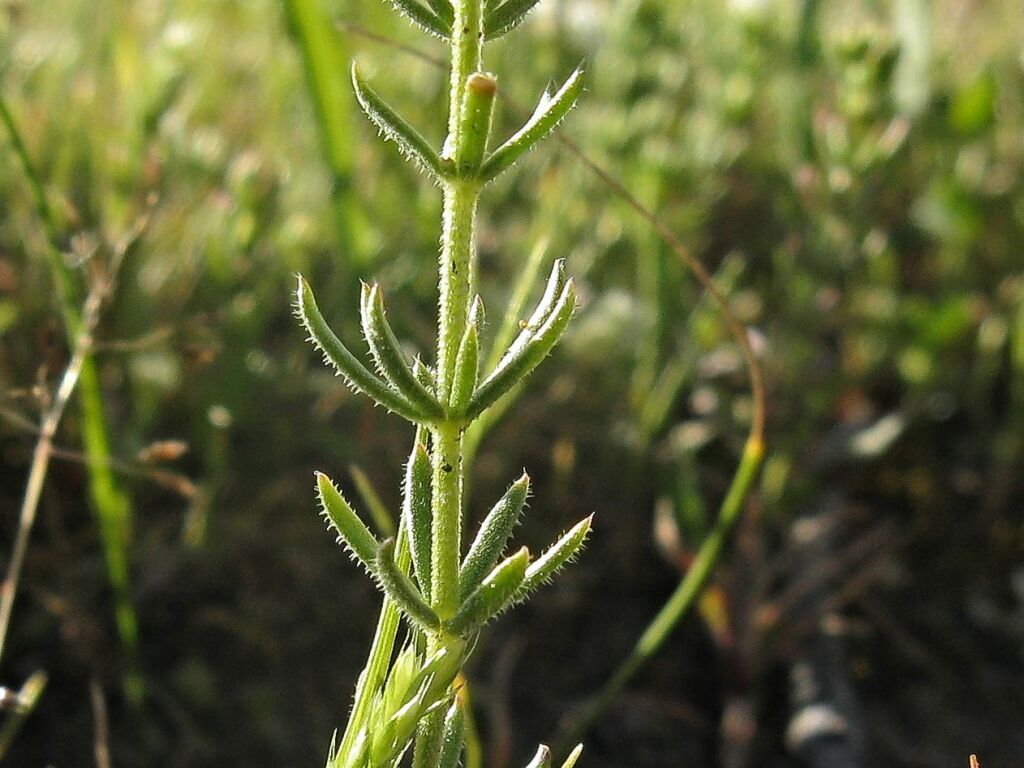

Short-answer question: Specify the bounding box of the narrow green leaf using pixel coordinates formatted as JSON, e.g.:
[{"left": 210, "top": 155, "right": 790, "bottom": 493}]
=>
[
  {"left": 524, "top": 745, "right": 552, "bottom": 768},
  {"left": 502, "top": 259, "right": 565, "bottom": 363},
  {"left": 437, "top": 700, "right": 465, "bottom": 768},
  {"left": 383, "top": 0, "right": 452, "bottom": 38},
  {"left": 446, "top": 548, "right": 529, "bottom": 635},
  {"left": 467, "top": 279, "right": 576, "bottom": 419},
  {"left": 402, "top": 644, "right": 470, "bottom": 768},
  {"left": 484, "top": 0, "right": 544, "bottom": 39},
  {"left": 388, "top": 678, "right": 432, "bottom": 752},
  {"left": 362, "top": 283, "right": 444, "bottom": 419},
  {"left": 459, "top": 474, "right": 529, "bottom": 601},
  {"left": 463, "top": 244, "right": 551, "bottom": 465},
  {"left": 351, "top": 63, "right": 445, "bottom": 180},
  {"left": 418, "top": 642, "right": 467, "bottom": 703},
  {"left": 481, "top": 69, "right": 584, "bottom": 180},
  {"left": 516, "top": 515, "right": 592, "bottom": 603},
  {"left": 338, "top": 727, "right": 368, "bottom": 768},
  {"left": 371, "top": 653, "right": 427, "bottom": 768},
  {"left": 296, "top": 275, "right": 426, "bottom": 423},
  {"left": 448, "top": 322, "right": 479, "bottom": 416},
  {"left": 376, "top": 539, "right": 441, "bottom": 633},
  {"left": 316, "top": 472, "right": 381, "bottom": 574},
  {"left": 404, "top": 442, "right": 434, "bottom": 602},
  {"left": 560, "top": 744, "right": 584, "bottom": 768}
]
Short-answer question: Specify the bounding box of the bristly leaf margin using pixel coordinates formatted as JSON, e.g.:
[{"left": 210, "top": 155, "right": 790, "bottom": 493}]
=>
[{"left": 352, "top": 63, "right": 447, "bottom": 182}]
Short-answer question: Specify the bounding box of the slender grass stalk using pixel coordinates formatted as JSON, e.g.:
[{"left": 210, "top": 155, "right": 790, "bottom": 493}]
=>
[
  {"left": 282, "top": 0, "right": 363, "bottom": 259},
  {"left": 0, "top": 93, "right": 141, "bottom": 700},
  {"left": 0, "top": 300, "right": 98, "bottom": 664},
  {"left": 549, "top": 129, "right": 767, "bottom": 759}
]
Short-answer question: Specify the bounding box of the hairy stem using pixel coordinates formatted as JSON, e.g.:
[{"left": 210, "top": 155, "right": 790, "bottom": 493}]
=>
[
  {"left": 446, "top": 0, "right": 484, "bottom": 140},
  {"left": 432, "top": 0, "right": 485, "bottom": 624},
  {"left": 432, "top": 185, "right": 477, "bottom": 621},
  {"left": 430, "top": 422, "right": 464, "bottom": 619},
  {"left": 435, "top": 182, "right": 480, "bottom": 402}
]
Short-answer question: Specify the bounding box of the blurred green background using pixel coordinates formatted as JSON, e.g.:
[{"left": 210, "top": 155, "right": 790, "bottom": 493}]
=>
[{"left": 1, "top": 0, "right": 1022, "bottom": 765}]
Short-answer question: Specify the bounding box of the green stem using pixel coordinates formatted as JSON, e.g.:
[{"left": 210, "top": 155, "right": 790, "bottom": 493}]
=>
[
  {"left": 79, "top": 355, "right": 141, "bottom": 700},
  {"left": 435, "top": 182, "right": 480, "bottom": 401},
  {"left": 432, "top": 0, "right": 486, "bottom": 623},
  {"left": 431, "top": 185, "right": 477, "bottom": 621},
  {"left": 555, "top": 436, "right": 765, "bottom": 758},
  {"left": 446, "top": 0, "right": 484, "bottom": 141},
  {"left": 430, "top": 422, "right": 463, "bottom": 620}
]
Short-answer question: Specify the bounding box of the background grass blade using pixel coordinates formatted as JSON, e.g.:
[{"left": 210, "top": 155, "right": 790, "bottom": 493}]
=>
[{"left": 282, "top": 0, "right": 364, "bottom": 261}]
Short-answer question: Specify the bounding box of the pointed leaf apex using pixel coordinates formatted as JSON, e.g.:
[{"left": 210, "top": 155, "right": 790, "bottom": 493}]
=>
[
  {"left": 561, "top": 744, "right": 584, "bottom": 768},
  {"left": 295, "top": 275, "right": 428, "bottom": 422},
  {"left": 316, "top": 471, "right": 380, "bottom": 573},
  {"left": 525, "top": 744, "right": 552, "bottom": 768},
  {"left": 469, "top": 294, "right": 485, "bottom": 326}
]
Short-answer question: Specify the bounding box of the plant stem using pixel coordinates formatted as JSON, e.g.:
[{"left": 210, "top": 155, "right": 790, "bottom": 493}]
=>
[
  {"left": 431, "top": 0, "right": 485, "bottom": 623},
  {"left": 435, "top": 182, "right": 480, "bottom": 402},
  {"left": 446, "top": 0, "right": 484, "bottom": 140},
  {"left": 0, "top": 277, "right": 108, "bottom": 664},
  {"left": 432, "top": 184, "right": 479, "bottom": 622},
  {"left": 0, "top": 95, "right": 79, "bottom": 332},
  {"left": 430, "top": 422, "right": 464, "bottom": 620}
]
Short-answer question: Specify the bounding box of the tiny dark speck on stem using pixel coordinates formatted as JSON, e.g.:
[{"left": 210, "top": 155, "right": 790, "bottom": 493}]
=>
[{"left": 442, "top": 463, "right": 453, "bottom": 473}]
